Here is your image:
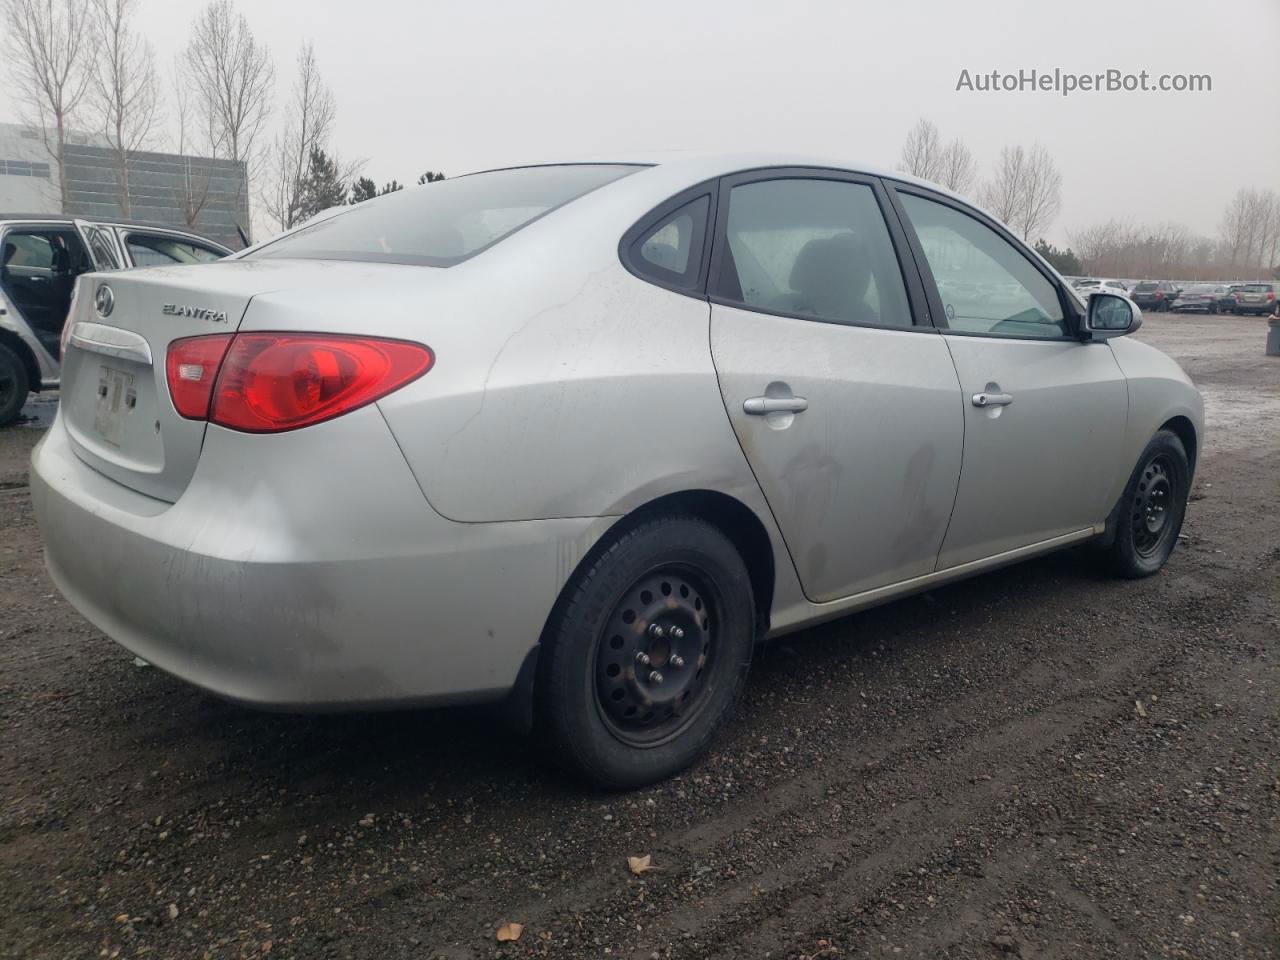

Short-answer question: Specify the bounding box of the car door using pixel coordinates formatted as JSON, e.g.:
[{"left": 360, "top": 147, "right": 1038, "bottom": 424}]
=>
[
  {"left": 889, "top": 185, "right": 1128, "bottom": 569},
  {"left": 0, "top": 224, "right": 101, "bottom": 359},
  {"left": 706, "top": 170, "right": 965, "bottom": 603},
  {"left": 73, "top": 219, "right": 124, "bottom": 271}
]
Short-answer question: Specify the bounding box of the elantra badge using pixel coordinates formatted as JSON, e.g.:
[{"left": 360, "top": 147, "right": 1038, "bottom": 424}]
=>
[{"left": 162, "top": 303, "right": 229, "bottom": 324}]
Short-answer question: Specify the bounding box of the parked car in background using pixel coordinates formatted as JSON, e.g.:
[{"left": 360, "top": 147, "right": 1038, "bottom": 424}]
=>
[
  {"left": 1215, "top": 286, "right": 1240, "bottom": 313},
  {"left": 1073, "top": 278, "right": 1129, "bottom": 296},
  {"left": 0, "top": 215, "right": 231, "bottom": 424},
  {"left": 30, "top": 154, "right": 1204, "bottom": 788},
  {"left": 1224, "top": 284, "right": 1248, "bottom": 312},
  {"left": 1172, "top": 283, "right": 1229, "bottom": 314},
  {"left": 1234, "top": 282, "right": 1278, "bottom": 315},
  {"left": 1130, "top": 280, "right": 1179, "bottom": 312}
]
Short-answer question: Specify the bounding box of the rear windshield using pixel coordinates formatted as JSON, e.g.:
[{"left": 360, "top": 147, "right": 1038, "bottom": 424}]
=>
[
  {"left": 1134, "top": 282, "right": 1157, "bottom": 291},
  {"left": 249, "top": 164, "right": 642, "bottom": 267},
  {"left": 1244, "top": 283, "right": 1274, "bottom": 293}
]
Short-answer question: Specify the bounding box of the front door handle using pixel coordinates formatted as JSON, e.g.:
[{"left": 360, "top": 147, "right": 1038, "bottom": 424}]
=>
[
  {"left": 744, "top": 396, "right": 808, "bottom": 415},
  {"left": 971, "top": 392, "right": 1014, "bottom": 408}
]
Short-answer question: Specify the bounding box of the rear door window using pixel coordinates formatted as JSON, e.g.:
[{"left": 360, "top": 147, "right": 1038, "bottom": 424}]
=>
[
  {"left": 250, "top": 164, "right": 642, "bottom": 267},
  {"left": 711, "top": 177, "right": 916, "bottom": 329}
]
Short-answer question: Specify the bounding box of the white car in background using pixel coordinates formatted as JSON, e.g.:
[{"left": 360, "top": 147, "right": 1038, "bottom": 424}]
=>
[{"left": 1073, "top": 278, "right": 1129, "bottom": 296}]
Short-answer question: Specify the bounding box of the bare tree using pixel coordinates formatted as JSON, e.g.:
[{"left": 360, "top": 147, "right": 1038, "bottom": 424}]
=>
[
  {"left": 1014, "top": 145, "right": 1063, "bottom": 242},
  {"left": 979, "top": 145, "right": 1027, "bottom": 225},
  {"left": 2, "top": 0, "right": 94, "bottom": 211},
  {"left": 185, "top": 0, "right": 274, "bottom": 237},
  {"left": 1219, "top": 190, "right": 1250, "bottom": 272},
  {"left": 170, "top": 58, "right": 212, "bottom": 228},
  {"left": 264, "top": 43, "right": 336, "bottom": 231},
  {"left": 980, "top": 144, "right": 1062, "bottom": 241},
  {"left": 1219, "top": 188, "right": 1279, "bottom": 277},
  {"left": 898, "top": 119, "right": 943, "bottom": 183},
  {"left": 88, "top": 0, "right": 159, "bottom": 217},
  {"left": 1264, "top": 192, "right": 1280, "bottom": 276},
  {"left": 937, "top": 138, "right": 977, "bottom": 196}
]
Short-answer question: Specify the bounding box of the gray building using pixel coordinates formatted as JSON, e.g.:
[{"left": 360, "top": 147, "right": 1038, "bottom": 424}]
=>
[{"left": 0, "top": 123, "right": 249, "bottom": 248}]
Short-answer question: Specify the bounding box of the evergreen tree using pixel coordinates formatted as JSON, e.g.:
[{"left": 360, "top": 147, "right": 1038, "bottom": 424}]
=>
[
  {"left": 1033, "top": 239, "right": 1083, "bottom": 276},
  {"left": 418, "top": 170, "right": 445, "bottom": 184},
  {"left": 379, "top": 180, "right": 404, "bottom": 195},
  {"left": 297, "top": 147, "right": 348, "bottom": 220},
  {"left": 349, "top": 176, "right": 377, "bottom": 204}
]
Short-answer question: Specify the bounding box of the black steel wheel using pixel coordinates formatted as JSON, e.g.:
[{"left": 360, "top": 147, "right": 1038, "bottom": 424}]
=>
[
  {"left": 0, "top": 343, "right": 30, "bottom": 427},
  {"left": 537, "top": 515, "right": 755, "bottom": 789},
  {"left": 1130, "top": 454, "right": 1176, "bottom": 559},
  {"left": 1105, "top": 430, "right": 1190, "bottom": 578},
  {"left": 593, "top": 564, "right": 719, "bottom": 747}
]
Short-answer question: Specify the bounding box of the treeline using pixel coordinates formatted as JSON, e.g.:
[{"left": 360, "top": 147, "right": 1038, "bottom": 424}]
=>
[{"left": 1065, "top": 190, "right": 1280, "bottom": 281}]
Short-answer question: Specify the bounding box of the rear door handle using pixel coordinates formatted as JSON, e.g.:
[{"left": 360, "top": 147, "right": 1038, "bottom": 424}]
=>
[
  {"left": 971, "top": 392, "right": 1014, "bottom": 408},
  {"left": 744, "top": 396, "right": 808, "bottom": 415}
]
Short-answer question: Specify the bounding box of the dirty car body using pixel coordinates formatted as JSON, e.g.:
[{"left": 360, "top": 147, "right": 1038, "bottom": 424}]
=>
[{"left": 31, "top": 155, "right": 1205, "bottom": 786}]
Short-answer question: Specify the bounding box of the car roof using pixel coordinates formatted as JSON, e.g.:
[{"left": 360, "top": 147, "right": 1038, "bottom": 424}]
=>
[{"left": 469, "top": 150, "right": 980, "bottom": 208}]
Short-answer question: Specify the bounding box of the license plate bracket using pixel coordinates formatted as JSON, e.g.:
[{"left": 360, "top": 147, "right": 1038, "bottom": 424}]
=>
[{"left": 93, "top": 365, "right": 136, "bottom": 448}]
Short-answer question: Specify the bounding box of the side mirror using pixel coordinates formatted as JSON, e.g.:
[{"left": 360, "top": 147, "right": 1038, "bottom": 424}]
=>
[{"left": 1083, "top": 292, "right": 1141, "bottom": 340}]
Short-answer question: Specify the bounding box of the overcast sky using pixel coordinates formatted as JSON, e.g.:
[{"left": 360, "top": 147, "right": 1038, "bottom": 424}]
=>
[{"left": 5, "top": 0, "right": 1277, "bottom": 244}]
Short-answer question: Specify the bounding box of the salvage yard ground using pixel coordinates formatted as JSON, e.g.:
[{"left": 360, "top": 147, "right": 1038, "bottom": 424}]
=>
[{"left": 1, "top": 313, "right": 1278, "bottom": 959}]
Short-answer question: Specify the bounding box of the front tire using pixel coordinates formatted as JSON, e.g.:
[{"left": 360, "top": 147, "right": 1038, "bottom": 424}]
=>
[
  {"left": 1105, "top": 430, "right": 1190, "bottom": 578},
  {"left": 0, "top": 343, "right": 30, "bottom": 427},
  {"left": 535, "top": 515, "right": 755, "bottom": 789}
]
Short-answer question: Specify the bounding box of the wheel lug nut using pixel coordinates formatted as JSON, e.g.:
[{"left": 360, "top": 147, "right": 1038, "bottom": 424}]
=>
[
  {"left": 648, "top": 671, "right": 664, "bottom": 685},
  {"left": 669, "top": 655, "right": 685, "bottom": 668},
  {"left": 670, "top": 626, "right": 685, "bottom": 640},
  {"left": 648, "top": 624, "right": 665, "bottom": 639},
  {"left": 636, "top": 652, "right": 651, "bottom": 666}
]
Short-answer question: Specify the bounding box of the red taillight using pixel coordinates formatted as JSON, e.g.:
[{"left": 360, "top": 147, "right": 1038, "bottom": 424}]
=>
[
  {"left": 1154, "top": 291, "right": 1163, "bottom": 299},
  {"left": 211, "top": 334, "right": 432, "bottom": 432},
  {"left": 166, "top": 333, "right": 433, "bottom": 431},
  {"left": 1268, "top": 292, "right": 1276, "bottom": 302},
  {"left": 166, "top": 334, "right": 234, "bottom": 419}
]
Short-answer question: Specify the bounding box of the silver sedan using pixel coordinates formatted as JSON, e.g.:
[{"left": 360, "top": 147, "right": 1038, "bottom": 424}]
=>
[{"left": 31, "top": 154, "right": 1204, "bottom": 787}]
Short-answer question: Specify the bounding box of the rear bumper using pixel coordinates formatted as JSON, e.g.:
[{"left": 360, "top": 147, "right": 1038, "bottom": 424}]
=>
[{"left": 31, "top": 406, "right": 613, "bottom": 710}]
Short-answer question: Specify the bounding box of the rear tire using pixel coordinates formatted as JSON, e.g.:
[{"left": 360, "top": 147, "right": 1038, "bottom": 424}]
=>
[
  {"left": 1105, "top": 430, "right": 1190, "bottom": 579},
  {"left": 535, "top": 515, "right": 755, "bottom": 789},
  {"left": 0, "top": 343, "right": 30, "bottom": 427}
]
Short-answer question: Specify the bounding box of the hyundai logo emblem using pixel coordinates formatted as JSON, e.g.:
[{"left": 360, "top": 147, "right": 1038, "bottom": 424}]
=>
[{"left": 94, "top": 284, "right": 115, "bottom": 318}]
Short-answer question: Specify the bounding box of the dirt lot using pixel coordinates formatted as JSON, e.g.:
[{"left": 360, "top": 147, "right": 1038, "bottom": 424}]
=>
[{"left": 2, "top": 314, "right": 1277, "bottom": 960}]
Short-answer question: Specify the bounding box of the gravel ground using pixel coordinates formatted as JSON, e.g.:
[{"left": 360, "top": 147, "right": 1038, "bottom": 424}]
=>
[{"left": 1, "top": 313, "right": 1277, "bottom": 960}]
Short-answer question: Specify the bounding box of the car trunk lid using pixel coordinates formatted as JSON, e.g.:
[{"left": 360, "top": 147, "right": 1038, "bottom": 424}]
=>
[{"left": 58, "top": 259, "right": 400, "bottom": 502}]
